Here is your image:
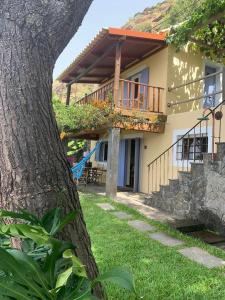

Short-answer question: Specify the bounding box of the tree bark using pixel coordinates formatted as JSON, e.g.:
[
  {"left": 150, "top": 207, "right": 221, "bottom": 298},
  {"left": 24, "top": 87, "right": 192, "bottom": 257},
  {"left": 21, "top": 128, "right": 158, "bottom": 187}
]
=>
[{"left": 0, "top": 1, "right": 105, "bottom": 298}]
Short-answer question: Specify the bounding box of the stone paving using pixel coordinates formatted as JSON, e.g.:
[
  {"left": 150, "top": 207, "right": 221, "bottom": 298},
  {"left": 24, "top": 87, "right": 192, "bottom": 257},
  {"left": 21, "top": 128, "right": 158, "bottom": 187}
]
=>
[
  {"left": 85, "top": 186, "right": 225, "bottom": 270},
  {"left": 149, "top": 232, "right": 184, "bottom": 247},
  {"left": 96, "top": 203, "right": 115, "bottom": 211},
  {"left": 128, "top": 220, "right": 155, "bottom": 232},
  {"left": 111, "top": 211, "right": 133, "bottom": 220},
  {"left": 178, "top": 247, "right": 225, "bottom": 269}
]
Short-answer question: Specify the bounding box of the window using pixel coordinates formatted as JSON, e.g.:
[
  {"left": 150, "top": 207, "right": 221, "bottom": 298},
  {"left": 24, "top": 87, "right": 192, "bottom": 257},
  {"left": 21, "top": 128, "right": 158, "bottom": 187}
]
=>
[{"left": 176, "top": 134, "right": 208, "bottom": 161}]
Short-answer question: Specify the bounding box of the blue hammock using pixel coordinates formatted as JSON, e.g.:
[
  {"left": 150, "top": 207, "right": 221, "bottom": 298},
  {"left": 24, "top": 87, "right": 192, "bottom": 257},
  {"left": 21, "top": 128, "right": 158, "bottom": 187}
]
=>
[{"left": 71, "top": 141, "right": 102, "bottom": 180}]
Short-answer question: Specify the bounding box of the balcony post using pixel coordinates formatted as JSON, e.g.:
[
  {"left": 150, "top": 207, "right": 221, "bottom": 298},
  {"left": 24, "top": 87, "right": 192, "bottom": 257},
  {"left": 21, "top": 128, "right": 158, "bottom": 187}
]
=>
[
  {"left": 113, "top": 42, "right": 122, "bottom": 107},
  {"left": 106, "top": 127, "right": 120, "bottom": 198},
  {"left": 66, "top": 84, "right": 71, "bottom": 106}
]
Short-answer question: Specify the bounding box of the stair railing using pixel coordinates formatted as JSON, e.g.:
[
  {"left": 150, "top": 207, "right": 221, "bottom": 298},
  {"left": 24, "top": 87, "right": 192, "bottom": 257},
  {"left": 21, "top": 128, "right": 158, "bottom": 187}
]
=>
[{"left": 147, "top": 99, "right": 225, "bottom": 195}]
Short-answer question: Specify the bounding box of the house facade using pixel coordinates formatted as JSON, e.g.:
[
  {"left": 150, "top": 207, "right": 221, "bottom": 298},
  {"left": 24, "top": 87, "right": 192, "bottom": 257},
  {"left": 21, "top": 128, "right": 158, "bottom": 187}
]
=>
[{"left": 59, "top": 27, "right": 225, "bottom": 198}]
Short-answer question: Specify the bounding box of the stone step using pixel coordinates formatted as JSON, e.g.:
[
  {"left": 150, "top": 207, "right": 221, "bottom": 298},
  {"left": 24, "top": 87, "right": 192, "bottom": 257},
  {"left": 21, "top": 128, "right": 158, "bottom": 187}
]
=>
[
  {"left": 160, "top": 185, "right": 170, "bottom": 195},
  {"left": 168, "top": 179, "right": 179, "bottom": 189},
  {"left": 149, "top": 232, "right": 184, "bottom": 247},
  {"left": 128, "top": 220, "right": 155, "bottom": 232},
  {"left": 111, "top": 211, "right": 133, "bottom": 220},
  {"left": 178, "top": 171, "right": 191, "bottom": 182},
  {"left": 178, "top": 247, "right": 225, "bottom": 268}
]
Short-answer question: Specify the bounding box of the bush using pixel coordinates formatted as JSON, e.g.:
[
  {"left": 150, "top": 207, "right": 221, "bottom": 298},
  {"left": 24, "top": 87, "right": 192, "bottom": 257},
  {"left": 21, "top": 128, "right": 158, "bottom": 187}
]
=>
[{"left": 53, "top": 96, "right": 110, "bottom": 133}]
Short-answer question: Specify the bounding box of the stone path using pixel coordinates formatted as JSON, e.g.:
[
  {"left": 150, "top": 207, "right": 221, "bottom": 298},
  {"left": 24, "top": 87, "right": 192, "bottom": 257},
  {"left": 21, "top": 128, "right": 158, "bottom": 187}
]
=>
[
  {"left": 96, "top": 203, "right": 115, "bottom": 211},
  {"left": 95, "top": 201, "right": 225, "bottom": 270},
  {"left": 111, "top": 211, "right": 133, "bottom": 220},
  {"left": 116, "top": 194, "right": 177, "bottom": 223},
  {"left": 149, "top": 232, "right": 184, "bottom": 247},
  {"left": 128, "top": 220, "right": 155, "bottom": 232},
  {"left": 178, "top": 247, "right": 225, "bottom": 268}
]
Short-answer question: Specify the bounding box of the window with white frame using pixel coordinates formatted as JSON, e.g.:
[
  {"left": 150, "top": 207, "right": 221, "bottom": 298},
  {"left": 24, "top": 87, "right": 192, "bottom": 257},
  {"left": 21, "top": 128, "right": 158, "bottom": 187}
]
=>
[{"left": 176, "top": 134, "right": 208, "bottom": 161}]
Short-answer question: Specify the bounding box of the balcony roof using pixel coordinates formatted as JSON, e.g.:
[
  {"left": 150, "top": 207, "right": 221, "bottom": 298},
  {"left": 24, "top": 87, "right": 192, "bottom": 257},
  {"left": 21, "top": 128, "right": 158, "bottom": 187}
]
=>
[{"left": 58, "top": 28, "right": 166, "bottom": 84}]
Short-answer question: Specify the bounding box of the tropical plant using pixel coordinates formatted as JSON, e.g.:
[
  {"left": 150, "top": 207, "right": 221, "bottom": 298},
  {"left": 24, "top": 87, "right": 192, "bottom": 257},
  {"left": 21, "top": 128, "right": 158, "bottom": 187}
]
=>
[{"left": 0, "top": 209, "right": 135, "bottom": 300}]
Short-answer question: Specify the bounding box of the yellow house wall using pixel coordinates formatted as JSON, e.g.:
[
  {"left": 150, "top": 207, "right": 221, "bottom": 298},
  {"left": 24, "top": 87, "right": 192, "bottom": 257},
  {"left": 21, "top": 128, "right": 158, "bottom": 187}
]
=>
[
  {"left": 88, "top": 45, "right": 225, "bottom": 194},
  {"left": 166, "top": 44, "right": 205, "bottom": 114}
]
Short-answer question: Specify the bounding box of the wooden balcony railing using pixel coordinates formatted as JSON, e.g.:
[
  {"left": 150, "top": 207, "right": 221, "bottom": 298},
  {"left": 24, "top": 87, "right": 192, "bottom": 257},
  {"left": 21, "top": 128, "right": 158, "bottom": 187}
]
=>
[
  {"left": 78, "top": 81, "right": 114, "bottom": 105},
  {"left": 118, "top": 79, "right": 164, "bottom": 113},
  {"left": 77, "top": 79, "right": 164, "bottom": 113}
]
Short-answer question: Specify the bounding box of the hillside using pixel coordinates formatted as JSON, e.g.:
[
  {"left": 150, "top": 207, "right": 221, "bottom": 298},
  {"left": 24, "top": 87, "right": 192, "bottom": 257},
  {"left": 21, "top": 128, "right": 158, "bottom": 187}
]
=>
[
  {"left": 53, "top": 80, "right": 97, "bottom": 104},
  {"left": 123, "top": 0, "right": 201, "bottom": 32}
]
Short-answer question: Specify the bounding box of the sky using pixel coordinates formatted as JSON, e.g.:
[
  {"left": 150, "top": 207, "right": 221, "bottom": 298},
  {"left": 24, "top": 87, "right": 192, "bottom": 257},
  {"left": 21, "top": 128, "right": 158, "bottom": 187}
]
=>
[{"left": 53, "top": 0, "right": 160, "bottom": 79}]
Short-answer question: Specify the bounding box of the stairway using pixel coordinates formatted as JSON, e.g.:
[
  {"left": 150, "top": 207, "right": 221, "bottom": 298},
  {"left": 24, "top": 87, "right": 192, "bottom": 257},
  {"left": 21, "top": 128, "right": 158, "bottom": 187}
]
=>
[{"left": 145, "top": 142, "right": 225, "bottom": 234}]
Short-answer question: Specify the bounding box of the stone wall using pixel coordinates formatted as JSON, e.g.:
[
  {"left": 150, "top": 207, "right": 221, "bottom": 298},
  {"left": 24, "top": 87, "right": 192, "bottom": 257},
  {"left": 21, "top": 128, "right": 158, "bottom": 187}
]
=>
[{"left": 145, "top": 143, "right": 225, "bottom": 234}]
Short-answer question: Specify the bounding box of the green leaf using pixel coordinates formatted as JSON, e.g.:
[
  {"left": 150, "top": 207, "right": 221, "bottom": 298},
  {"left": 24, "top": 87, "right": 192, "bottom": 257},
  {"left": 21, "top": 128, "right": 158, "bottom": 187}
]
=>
[
  {"left": 44, "top": 239, "right": 73, "bottom": 287},
  {"left": 63, "top": 249, "right": 87, "bottom": 278},
  {"left": 0, "top": 224, "right": 49, "bottom": 245},
  {"left": 95, "top": 267, "right": 136, "bottom": 293},
  {"left": 41, "top": 209, "right": 77, "bottom": 236},
  {"left": 41, "top": 208, "right": 61, "bottom": 235},
  {"left": 0, "top": 248, "right": 52, "bottom": 300},
  {"left": 0, "top": 209, "right": 40, "bottom": 225},
  {"left": 56, "top": 267, "right": 73, "bottom": 289},
  {"left": 68, "top": 141, "right": 76, "bottom": 147},
  {"left": 67, "top": 150, "right": 76, "bottom": 156}
]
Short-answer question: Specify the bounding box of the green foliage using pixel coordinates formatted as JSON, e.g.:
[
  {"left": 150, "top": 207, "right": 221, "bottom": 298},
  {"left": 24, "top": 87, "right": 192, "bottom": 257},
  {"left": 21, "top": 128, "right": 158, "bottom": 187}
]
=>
[
  {"left": 67, "top": 140, "right": 85, "bottom": 157},
  {"left": 0, "top": 208, "right": 135, "bottom": 300},
  {"left": 168, "top": 0, "right": 225, "bottom": 61},
  {"left": 53, "top": 96, "right": 110, "bottom": 133}
]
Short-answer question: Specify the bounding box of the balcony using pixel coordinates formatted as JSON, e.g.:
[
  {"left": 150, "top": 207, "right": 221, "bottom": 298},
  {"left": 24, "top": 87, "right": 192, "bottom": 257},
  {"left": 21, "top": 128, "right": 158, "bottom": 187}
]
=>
[
  {"left": 78, "top": 79, "right": 164, "bottom": 115},
  {"left": 73, "top": 79, "right": 166, "bottom": 138}
]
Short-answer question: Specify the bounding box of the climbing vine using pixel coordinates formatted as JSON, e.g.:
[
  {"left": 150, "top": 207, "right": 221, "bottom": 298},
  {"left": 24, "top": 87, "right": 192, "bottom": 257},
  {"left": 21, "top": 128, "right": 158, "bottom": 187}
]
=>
[{"left": 167, "top": 0, "right": 225, "bottom": 61}]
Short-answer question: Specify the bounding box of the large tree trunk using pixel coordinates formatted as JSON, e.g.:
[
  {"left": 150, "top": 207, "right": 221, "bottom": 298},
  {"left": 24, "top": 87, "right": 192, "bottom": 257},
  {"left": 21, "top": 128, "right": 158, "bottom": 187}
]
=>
[{"left": 0, "top": 1, "right": 104, "bottom": 298}]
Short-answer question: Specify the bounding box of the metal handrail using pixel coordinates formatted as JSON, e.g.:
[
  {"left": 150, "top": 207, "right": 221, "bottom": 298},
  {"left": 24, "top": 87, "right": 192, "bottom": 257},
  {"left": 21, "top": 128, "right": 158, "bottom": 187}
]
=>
[
  {"left": 147, "top": 99, "right": 225, "bottom": 194},
  {"left": 168, "top": 70, "right": 222, "bottom": 92},
  {"left": 147, "top": 99, "right": 225, "bottom": 169},
  {"left": 168, "top": 90, "right": 223, "bottom": 107}
]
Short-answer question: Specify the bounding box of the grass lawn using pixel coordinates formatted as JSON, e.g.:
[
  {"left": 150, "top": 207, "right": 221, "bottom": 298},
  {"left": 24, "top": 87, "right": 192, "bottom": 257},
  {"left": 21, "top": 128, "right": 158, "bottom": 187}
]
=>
[{"left": 80, "top": 192, "right": 225, "bottom": 300}]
